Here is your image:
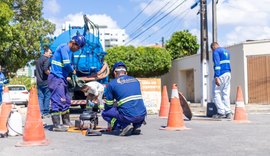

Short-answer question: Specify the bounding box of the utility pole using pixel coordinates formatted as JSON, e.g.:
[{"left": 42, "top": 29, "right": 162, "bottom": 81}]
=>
[
  {"left": 161, "top": 37, "right": 165, "bottom": 47},
  {"left": 212, "top": 0, "right": 218, "bottom": 42},
  {"left": 200, "top": 0, "right": 209, "bottom": 107}
]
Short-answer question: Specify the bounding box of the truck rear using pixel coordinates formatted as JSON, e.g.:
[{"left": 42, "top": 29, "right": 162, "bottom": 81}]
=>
[{"left": 48, "top": 15, "right": 109, "bottom": 109}]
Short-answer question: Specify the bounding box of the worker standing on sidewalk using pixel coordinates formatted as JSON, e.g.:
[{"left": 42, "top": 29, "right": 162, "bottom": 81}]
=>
[
  {"left": 48, "top": 34, "right": 86, "bottom": 132},
  {"left": 102, "top": 62, "right": 147, "bottom": 136},
  {"left": 211, "top": 42, "right": 232, "bottom": 120}
]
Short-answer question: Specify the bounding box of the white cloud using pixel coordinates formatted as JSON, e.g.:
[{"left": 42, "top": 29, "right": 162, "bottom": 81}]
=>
[
  {"left": 48, "top": 12, "right": 121, "bottom": 36},
  {"left": 217, "top": 0, "right": 270, "bottom": 26},
  {"left": 213, "top": 0, "right": 270, "bottom": 45},
  {"left": 225, "top": 26, "right": 270, "bottom": 45},
  {"left": 138, "top": 0, "right": 270, "bottom": 46},
  {"left": 43, "top": 0, "right": 60, "bottom": 14}
]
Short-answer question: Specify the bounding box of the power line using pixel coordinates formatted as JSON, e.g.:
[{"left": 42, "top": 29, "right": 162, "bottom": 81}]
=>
[
  {"left": 139, "top": 8, "right": 190, "bottom": 44},
  {"left": 125, "top": 1, "right": 168, "bottom": 38},
  {"left": 128, "top": 0, "right": 180, "bottom": 39},
  {"left": 125, "top": 0, "right": 189, "bottom": 45},
  {"left": 165, "top": 8, "right": 191, "bottom": 37},
  {"left": 126, "top": 0, "right": 180, "bottom": 44},
  {"left": 128, "top": 1, "right": 171, "bottom": 39},
  {"left": 123, "top": 0, "right": 154, "bottom": 29}
]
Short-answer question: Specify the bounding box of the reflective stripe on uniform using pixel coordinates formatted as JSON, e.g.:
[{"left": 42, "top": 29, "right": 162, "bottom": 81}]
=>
[
  {"left": 52, "top": 60, "right": 63, "bottom": 67},
  {"left": 220, "top": 60, "right": 230, "bottom": 64},
  {"left": 106, "top": 100, "right": 114, "bottom": 105},
  {"left": 63, "top": 59, "right": 70, "bottom": 64},
  {"left": 51, "top": 112, "right": 61, "bottom": 115},
  {"left": 61, "top": 109, "right": 70, "bottom": 115},
  {"left": 74, "top": 55, "right": 86, "bottom": 58},
  {"left": 215, "top": 66, "right": 221, "bottom": 70},
  {"left": 110, "top": 118, "right": 117, "bottom": 128},
  {"left": 118, "top": 95, "right": 143, "bottom": 106}
]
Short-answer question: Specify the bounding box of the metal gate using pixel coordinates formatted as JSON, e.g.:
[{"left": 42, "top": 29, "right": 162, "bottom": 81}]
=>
[{"left": 247, "top": 55, "right": 270, "bottom": 104}]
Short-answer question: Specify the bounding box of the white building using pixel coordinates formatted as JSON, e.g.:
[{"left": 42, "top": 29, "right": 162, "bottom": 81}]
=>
[
  {"left": 161, "top": 39, "right": 270, "bottom": 105},
  {"left": 16, "top": 61, "right": 35, "bottom": 77},
  {"left": 98, "top": 26, "right": 127, "bottom": 50}
]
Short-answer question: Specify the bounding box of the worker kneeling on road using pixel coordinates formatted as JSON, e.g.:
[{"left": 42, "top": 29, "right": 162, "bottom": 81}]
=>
[
  {"left": 81, "top": 81, "right": 104, "bottom": 111},
  {"left": 102, "top": 62, "right": 147, "bottom": 136},
  {"left": 48, "top": 34, "right": 86, "bottom": 132}
]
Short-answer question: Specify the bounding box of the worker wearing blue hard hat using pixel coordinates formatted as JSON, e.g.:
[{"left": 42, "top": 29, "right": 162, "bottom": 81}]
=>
[
  {"left": 102, "top": 61, "right": 147, "bottom": 136},
  {"left": 48, "top": 34, "right": 86, "bottom": 132}
]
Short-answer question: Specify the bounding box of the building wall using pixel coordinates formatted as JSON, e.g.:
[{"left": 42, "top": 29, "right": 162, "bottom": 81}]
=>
[
  {"left": 161, "top": 54, "right": 201, "bottom": 102},
  {"left": 98, "top": 26, "right": 127, "bottom": 50},
  {"left": 243, "top": 41, "right": 270, "bottom": 103},
  {"left": 16, "top": 66, "right": 30, "bottom": 77},
  {"left": 210, "top": 44, "right": 246, "bottom": 104}
]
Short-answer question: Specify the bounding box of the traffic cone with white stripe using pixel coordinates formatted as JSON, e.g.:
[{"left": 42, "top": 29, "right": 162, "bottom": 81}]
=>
[
  {"left": 0, "top": 86, "right": 12, "bottom": 137},
  {"left": 160, "top": 84, "right": 189, "bottom": 131},
  {"left": 233, "top": 86, "right": 250, "bottom": 123},
  {"left": 159, "top": 85, "right": 170, "bottom": 118},
  {"left": 16, "top": 86, "right": 49, "bottom": 147}
]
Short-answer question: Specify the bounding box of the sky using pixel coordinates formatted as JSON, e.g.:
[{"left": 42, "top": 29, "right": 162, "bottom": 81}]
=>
[{"left": 43, "top": 0, "right": 270, "bottom": 47}]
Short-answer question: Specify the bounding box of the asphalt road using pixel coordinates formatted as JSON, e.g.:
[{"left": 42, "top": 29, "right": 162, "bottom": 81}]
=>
[{"left": 0, "top": 112, "right": 270, "bottom": 156}]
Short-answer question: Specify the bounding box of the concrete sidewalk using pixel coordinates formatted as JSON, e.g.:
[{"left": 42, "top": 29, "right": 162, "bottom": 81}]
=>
[
  {"left": 189, "top": 103, "right": 270, "bottom": 116},
  {"left": 1, "top": 103, "right": 270, "bottom": 119}
]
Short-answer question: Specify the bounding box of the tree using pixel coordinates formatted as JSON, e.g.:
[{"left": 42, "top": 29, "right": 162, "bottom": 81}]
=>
[
  {"left": 165, "top": 30, "right": 199, "bottom": 60},
  {"left": 106, "top": 46, "right": 171, "bottom": 77},
  {"left": 0, "top": 0, "right": 55, "bottom": 73}
]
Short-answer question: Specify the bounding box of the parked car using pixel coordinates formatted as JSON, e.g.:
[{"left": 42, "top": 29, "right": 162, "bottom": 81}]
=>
[{"left": 7, "top": 85, "right": 29, "bottom": 107}]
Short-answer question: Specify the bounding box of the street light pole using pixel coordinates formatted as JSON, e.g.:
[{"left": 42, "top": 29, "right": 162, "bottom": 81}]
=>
[
  {"left": 212, "top": 0, "right": 218, "bottom": 42},
  {"left": 200, "top": 0, "right": 209, "bottom": 107}
]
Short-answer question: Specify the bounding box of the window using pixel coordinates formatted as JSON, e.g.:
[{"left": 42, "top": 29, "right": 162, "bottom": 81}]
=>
[
  {"left": 8, "top": 86, "right": 26, "bottom": 91},
  {"left": 111, "top": 39, "right": 118, "bottom": 42}
]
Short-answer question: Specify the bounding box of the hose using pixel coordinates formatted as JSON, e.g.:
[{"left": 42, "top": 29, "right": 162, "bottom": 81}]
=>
[
  {"left": 79, "top": 62, "right": 110, "bottom": 82},
  {"left": 6, "top": 111, "right": 23, "bottom": 136}
]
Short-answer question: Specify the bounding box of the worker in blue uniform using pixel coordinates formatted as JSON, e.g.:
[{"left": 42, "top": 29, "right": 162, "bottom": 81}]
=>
[
  {"left": 211, "top": 42, "right": 232, "bottom": 120},
  {"left": 48, "top": 34, "right": 86, "bottom": 131},
  {"left": 102, "top": 62, "right": 147, "bottom": 136},
  {"left": 0, "top": 65, "right": 8, "bottom": 105}
]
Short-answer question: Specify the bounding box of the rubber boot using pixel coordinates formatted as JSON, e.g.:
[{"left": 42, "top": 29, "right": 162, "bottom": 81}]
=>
[
  {"left": 62, "top": 112, "right": 73, "bottom": 128},
  {"left": 51, "top": 115, "right": 67, "bottom": 132}
]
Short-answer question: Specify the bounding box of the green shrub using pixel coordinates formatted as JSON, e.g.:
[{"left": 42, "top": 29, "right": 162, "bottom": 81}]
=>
[
  {"left": 8, "top": 76, "right": 32, "bottom": 90},
  {"left": 106, "top": 46, "right": 171, "bottom": 77}
]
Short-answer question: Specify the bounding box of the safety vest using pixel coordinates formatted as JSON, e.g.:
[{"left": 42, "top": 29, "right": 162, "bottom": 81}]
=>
[
  {"left": 213, "top": 47, "right": 231, "bottom": 77},
  {"left": 105, "top": 75, "right": 146, "bottom": 117},
  {"left": 50, "top": 44, "right": 74, "bottom": 79}
]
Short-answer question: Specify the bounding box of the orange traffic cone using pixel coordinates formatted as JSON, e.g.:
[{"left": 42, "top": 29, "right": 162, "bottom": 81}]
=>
[
  {"left": 233, "top": 86, "right": 250, "bottom": 123},
  {"left": 16, "top": 86, "right": 49, "bottom": 147},
  {"left": 0, "top": 87, "right": 12, "bottom": 136},
  {"left": 159, "top": 85, "right": 170, "bottom": 118},
  {"left": 160, "top": 84, "right": 189, "bottom": 131}
]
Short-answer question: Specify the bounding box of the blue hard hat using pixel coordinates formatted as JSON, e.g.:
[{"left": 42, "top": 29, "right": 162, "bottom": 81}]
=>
[
  {"left": 112, "top": 62, "right": 127, "bottom": 72},
  {"left": 72, "top": 35, "right": 86, "bottom": 48}
]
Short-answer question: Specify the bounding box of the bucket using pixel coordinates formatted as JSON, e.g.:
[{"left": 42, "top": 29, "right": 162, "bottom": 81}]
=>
[{"left": 8, "top": 109, "right": 23, "bottom": 136}]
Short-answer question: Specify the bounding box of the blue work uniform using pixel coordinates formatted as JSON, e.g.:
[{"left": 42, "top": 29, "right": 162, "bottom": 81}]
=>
[
  {"left": 212, "top": 47, "right": 232, "bottom": 115},
  {"left": 48, "top": 44, "right": 74, "bottom": 114},
  {"left": 102, "top": 75, "right": 147, "bottom": 129},
  {"left": 0, "top": 72, "right": 7, "bottom": 104}
]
